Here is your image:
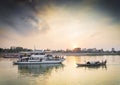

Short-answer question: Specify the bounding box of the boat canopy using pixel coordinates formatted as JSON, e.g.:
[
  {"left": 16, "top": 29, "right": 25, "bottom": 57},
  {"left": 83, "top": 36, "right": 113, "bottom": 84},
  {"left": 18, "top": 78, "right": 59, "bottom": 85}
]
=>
[{"left": 30, "top": 54, "right": 45, "bottom": 58}]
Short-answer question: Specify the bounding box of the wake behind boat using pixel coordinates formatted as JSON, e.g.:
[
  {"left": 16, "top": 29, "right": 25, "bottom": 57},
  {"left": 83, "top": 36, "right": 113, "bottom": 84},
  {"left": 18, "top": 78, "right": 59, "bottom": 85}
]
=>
[
  {"left": 76, "top": 60, "right": 107, "bottom": 67},
  {"left": 13, "top": 50, "right": 65, "bottom": 65}
]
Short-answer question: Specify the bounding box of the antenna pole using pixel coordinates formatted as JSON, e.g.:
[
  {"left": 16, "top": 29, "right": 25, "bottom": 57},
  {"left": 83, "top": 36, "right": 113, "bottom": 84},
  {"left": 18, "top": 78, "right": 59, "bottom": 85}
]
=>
[{"left": 34, "top": 45, "right": 36, "bottom": 51}]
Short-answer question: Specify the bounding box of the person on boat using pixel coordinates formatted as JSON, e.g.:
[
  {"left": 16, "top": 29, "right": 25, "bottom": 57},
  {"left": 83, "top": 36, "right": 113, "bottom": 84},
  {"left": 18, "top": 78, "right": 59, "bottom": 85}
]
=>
[
  {"left": 20, "top": 55, "right": 22, "bottom": 58},
  {"left": 86, "top": 61, "right": 90, "bottom": 64},
  {"left": 40, "top": 58, "right": 42, "bottom": 62},
  {"left": 26, "top": 57, "right": 29, "bottom": 62},
  {"left": 95, "top": 61, "right": 100, "bottom": 64},
  {"left": 19, "top": 55, "right": 22, "bottom": 62},
  {"left": 104, "top": 60, "right": 107, "bottom": 64}
]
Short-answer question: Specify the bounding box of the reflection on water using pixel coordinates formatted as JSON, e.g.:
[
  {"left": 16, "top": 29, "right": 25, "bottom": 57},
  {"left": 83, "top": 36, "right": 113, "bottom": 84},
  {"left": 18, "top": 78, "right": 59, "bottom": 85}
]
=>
[
  {"left": 18, "top": 64, "right": 64, "bottom": 77},
  {"left": 0, "top": 55, "right": 120, "bottom": 85}
]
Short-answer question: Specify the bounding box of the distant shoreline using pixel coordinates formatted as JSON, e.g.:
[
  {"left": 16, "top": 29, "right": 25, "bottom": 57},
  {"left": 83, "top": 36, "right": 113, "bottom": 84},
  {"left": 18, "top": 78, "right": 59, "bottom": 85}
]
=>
[
  {"left": 47, "top": 52, "right": 120, "bottom": 56},
  {"left": 0, "top": 52, "right": 120, "bottom": 58}
]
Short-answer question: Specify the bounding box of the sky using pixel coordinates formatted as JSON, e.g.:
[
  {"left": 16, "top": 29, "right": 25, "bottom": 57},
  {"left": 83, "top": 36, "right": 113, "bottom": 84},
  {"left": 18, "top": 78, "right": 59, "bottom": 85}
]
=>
[{"left": 0, "top": 0, "right": 120, "bottom": 50}]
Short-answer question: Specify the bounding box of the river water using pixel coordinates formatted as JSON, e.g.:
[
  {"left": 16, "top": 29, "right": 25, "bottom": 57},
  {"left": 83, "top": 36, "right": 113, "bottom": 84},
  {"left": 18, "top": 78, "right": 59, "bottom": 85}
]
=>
[{"left": 0, "top": 55, "right": 120, "bottom": 85}]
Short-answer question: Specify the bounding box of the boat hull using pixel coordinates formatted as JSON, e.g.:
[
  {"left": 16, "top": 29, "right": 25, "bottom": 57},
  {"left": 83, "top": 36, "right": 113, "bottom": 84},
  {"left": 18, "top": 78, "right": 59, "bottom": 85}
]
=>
[
  {"left": 13, "top": 60, "right": 64, "bottom": 65},
  {"left": 76, "top": 63, "right": 106, "bottom": 67}
]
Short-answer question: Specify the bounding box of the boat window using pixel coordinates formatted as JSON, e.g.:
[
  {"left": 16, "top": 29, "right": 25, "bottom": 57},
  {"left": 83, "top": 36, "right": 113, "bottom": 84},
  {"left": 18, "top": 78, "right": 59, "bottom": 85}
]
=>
[
  {"left": 40, "top": 53, "right": 45, "bottom": 55},
  {"left": 35, "top": 53, "right": 38, "bottom": 55},
  {"left": 46, "top": 54, "right": 52, "bottom": 57}
]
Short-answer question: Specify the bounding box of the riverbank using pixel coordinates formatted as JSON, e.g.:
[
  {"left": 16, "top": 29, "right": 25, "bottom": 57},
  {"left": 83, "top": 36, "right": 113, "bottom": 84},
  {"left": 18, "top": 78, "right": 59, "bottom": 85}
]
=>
[
  {"left": 47, "top": 52, "right": 120, "bottom": 56},
  {"left": 1, "top": 52, "right": 120, "bottom": 58},
  {"left": 0, "top": 53, "right": 19, "bottom": 58}
]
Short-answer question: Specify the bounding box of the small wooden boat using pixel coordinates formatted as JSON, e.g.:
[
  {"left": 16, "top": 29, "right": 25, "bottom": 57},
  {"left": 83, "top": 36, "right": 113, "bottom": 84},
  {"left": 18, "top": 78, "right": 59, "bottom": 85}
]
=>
[{"left": 76, "top": 60, "right": 107, "bottom": 67}]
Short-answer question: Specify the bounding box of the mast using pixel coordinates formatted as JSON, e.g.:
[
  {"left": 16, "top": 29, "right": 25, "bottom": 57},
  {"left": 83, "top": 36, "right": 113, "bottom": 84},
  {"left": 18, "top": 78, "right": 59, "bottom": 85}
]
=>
[{"left": 34, "top": 45, "right": 36, "bottom": 51}]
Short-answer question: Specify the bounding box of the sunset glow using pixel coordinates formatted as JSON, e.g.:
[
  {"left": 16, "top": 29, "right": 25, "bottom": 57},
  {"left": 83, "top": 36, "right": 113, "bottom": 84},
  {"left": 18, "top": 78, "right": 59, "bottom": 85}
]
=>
[{"left": 0, "top": 0, "right": 120, "bottom": 50}]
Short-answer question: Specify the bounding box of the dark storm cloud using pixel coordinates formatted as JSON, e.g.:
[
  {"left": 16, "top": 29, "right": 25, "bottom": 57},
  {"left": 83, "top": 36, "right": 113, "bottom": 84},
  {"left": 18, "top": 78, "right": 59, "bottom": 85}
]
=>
[
  {"left": 0, "top": 0, "right": 50, "bottom": 35},
  {"left": 0, "top": 0, "right": 119, "bottom": 36},
  {"left": 53, "top": 0, "right": 120, "bottom": 22},
  {"left": 95, "top": 0, "right": 120, "bottom": 22}
]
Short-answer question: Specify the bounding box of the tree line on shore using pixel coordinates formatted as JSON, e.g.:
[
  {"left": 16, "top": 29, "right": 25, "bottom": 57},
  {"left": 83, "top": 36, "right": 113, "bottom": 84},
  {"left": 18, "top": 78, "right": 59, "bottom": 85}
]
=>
[
  {"left": 0, "top": 47, "right": 32, "bottom": 53},
  {"left": 0, "top": 46, "right": 120, "bottom": 54}
]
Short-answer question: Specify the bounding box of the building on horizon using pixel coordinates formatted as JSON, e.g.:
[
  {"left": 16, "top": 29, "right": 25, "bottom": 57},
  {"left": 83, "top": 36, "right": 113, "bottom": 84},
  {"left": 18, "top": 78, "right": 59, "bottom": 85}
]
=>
[{"left": 73, "top": 48, "right": 81, "bottom": 53}]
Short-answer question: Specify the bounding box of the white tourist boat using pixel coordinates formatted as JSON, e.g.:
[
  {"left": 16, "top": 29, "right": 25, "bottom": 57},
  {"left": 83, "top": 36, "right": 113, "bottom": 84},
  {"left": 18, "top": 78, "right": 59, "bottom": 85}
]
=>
[{"left": 13, "top": 50, "right": 65, "bottom": 65}]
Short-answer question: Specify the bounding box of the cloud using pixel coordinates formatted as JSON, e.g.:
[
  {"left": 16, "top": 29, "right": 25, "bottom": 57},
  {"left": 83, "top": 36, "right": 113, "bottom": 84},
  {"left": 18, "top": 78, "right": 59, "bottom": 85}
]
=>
[
  {"left": 94, "top": 0, "right": 120, "bottom": 22},
  {"left": 89, "top": 32, "right": 101, "bottom": 38},
  {"left": 0, "top": 0, "right": 50, "bottom": 36},
  {"left": 0, "top": 0, "right": 119, "bottom": 37}
]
